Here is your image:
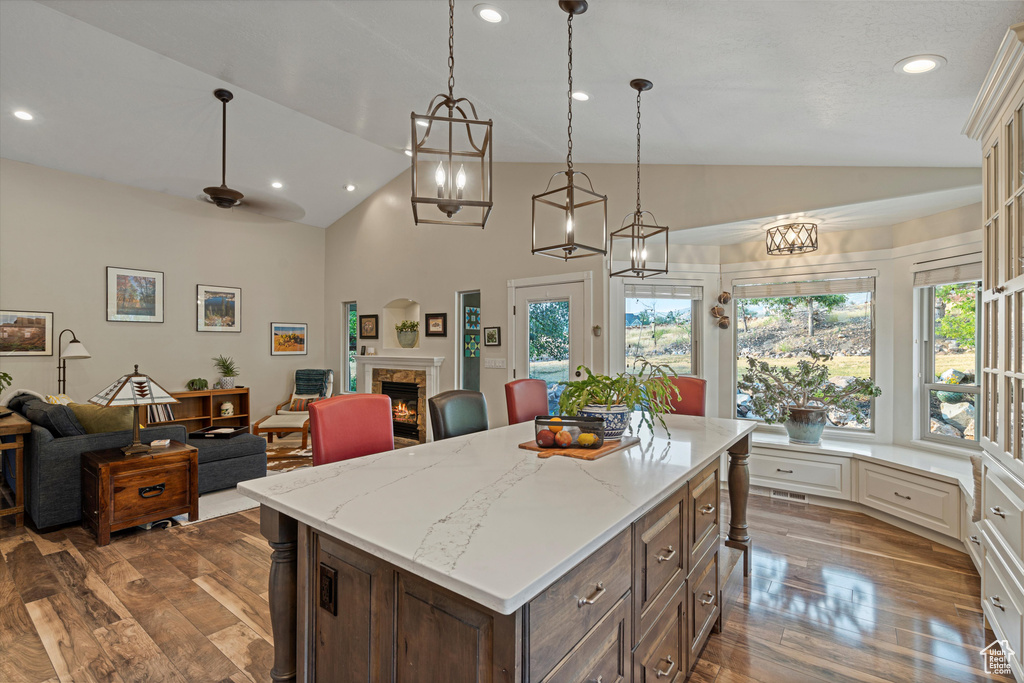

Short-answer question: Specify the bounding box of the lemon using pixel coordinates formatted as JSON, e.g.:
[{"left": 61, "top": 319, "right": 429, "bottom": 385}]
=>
[
  {"left": 548, "top": 417, "right": 563, "bottom": 433},
  {"left": 577, "top": 433, "right": 597, "bottom": 447}
]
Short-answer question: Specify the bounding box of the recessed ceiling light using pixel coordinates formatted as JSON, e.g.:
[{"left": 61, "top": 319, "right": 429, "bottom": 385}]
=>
[
  {"left": 404, "top": 149, "right": 413, "bottom": 157},
  {"left": 571, "top": 91, "right": 590, "bottom": 102},
  {"left": 13, "top": 110, "right": 33, "bottom": 121},
  {"left": 474, "top": 4, "right": 507, "bottom": 23},
  {"left": 894, "top": 54, "right": 946, "bottom": 74},
  {"left": 271, "top": 181, "right": 283, "bottom": 189},
  {"left": 346, "top": 184, "right": 356, "bottom": 192}
]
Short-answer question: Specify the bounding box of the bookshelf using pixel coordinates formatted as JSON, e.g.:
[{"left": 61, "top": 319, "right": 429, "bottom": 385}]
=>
[{"left": 141, "top": 387, "right": 251, "bottom": 432}]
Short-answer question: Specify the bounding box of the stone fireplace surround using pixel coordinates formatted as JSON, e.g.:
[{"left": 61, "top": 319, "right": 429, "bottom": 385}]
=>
[{"left": 355, "top": 355, "right": 444, "bottom": 443}]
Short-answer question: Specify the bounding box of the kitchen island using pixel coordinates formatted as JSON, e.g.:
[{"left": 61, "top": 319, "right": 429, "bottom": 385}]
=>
[{"left": 239, "top": 414, "right": 754, "bottom": 682}]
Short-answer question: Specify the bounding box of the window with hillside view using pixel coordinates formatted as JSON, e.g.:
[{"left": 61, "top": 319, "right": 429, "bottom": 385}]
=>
[
  {"left": 735, "top": 277, "right": 875, "bottom": 430},
  {"left": 625, "top": 283, "right": 701, "bottom": 376}
]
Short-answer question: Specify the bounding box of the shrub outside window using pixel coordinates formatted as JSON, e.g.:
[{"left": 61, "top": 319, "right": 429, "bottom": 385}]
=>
[{"left": 624, "top": 283, "right": 701, "bottom": 377}]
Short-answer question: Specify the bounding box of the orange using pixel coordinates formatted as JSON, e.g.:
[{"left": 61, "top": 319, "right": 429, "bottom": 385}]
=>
[{"left": 548, "top": 417, "right": 563, "bottom": 433}]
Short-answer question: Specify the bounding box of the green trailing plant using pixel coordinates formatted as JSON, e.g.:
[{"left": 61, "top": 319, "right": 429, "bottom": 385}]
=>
[
  {"left": 557, "top": 357, "right": 681, "bottom": 433},
  {"left": 737, "top": 350, "right": 881, "bottom": 425},
  {"left": 212, "top": 355, "right": 239, "bottom": 378},
  {"left": 395, "top": 320, "right": 419, "bottom": 333},
  {"left": 186, "top": 378, "right": 209, "bottom": 391},
  {"left": 0, "top": 371, "right": 12, "bottom": 392}
]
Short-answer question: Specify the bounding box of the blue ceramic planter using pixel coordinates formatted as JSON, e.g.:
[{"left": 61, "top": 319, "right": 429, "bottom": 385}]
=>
[
  {"left": 579, "top": 404, "right": 630, "bottom": 440},
  {"left": 784, "top": 407, "right": 827, "bottom": 445}
]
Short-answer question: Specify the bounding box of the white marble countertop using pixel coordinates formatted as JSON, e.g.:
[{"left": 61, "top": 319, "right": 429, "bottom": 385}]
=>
[{"left": 239, "top": 414, "right": 755, "bottom": 615}]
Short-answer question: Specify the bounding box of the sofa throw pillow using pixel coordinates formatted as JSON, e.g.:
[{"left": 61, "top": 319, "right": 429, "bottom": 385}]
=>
[
  {"left": 289, "top": 396, "right": 322, "bottom": 412},
  {"left": 68, "top": 403, "right": 133, "bottom": 434},
  {"left": 20, "top": 398, "right": 87, "bottom": 437},
  {"left": 45, "top": 394, "right": 74, "bottom": 405}
]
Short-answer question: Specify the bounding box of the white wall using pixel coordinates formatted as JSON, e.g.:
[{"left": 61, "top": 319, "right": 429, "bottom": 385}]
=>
[{"left": 0, "top": 159, "right": 327, "bottom": 420}]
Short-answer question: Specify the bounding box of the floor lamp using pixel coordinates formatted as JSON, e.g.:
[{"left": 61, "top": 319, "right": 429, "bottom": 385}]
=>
[{"left": 57, "top": 329, "right": 90, "bottom": 395}]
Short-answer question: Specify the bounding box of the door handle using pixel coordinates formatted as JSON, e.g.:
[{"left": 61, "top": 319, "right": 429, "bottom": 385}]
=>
[
  {"left": 139, "top": 483, "right": 165, "bottom": 498},
  {"left": 578, "top": 582, "right": 606, "bottom": 608},
  {"left": 655, "top": 656, "right": 676, "bottom": 678},
  {"left": 656, "top": 545, "right": 676, "bottom": 563},
  {"left": 700, "top": 503, "right": 716, "bottom": 515},
  {"left": 575, "top": 370, "right": 582, "bottom": 377},
  {"left": 700, "top": 591, "right": 715, "bottom": 605},
  {"left": 990, "top": 506, "right": 1007, "bottom": 519}
]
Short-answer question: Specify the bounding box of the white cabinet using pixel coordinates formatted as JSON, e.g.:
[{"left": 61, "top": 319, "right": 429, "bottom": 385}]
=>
[
  {"left": 856, "top": 462, "right": 960, "bottom": 536},
  {"left": 748, "top": 448, "right": 850, "bottom": 499}
]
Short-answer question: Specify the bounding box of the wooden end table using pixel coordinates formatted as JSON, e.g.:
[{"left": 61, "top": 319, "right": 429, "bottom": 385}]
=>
[
  {"left": 0, "top": 411, "right": 31, "bottom": 527},
  {"left": 81, "top": 440, "right": 199, "bottom": 546}
]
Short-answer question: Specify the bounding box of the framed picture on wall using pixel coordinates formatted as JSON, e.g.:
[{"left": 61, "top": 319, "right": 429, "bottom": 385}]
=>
[
  {"left": 271, "top": 322, "right": 307, "bottom": 355},
  {"left": 197, "top": 284, "right": 242, "bottom": 332},
  {"left": 359, "top": 314, "right": 379, "bottom": 339},
  {"left": 106, "top": 266, "right": 164, "bottom": 323},
  {"left": 483, "top": 326, "right": 501, "bottom": 346},
  {"left": 0, "top": 310, "right": 53, "bottom": 356},
  {"left": 425, "top": 313, "right": 447, "bottom": 337}
]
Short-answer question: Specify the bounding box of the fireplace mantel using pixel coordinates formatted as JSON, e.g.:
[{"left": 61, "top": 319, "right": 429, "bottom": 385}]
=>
[{"left": 355, "top": 356, "right": 444, "bottom": 440}]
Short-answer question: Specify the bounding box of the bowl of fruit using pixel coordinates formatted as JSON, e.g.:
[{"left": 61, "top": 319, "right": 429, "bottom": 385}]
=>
[{"left": 533, "top": 416, "right": 605, "bottom": 450}]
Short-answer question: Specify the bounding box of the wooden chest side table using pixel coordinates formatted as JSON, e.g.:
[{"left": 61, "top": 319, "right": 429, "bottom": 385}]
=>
[
  {"left": 81, "top": 440, "right": 199, "bottom": 546},
  {"left": 0, "top": 411, "right": 31, "bottom": 527}
]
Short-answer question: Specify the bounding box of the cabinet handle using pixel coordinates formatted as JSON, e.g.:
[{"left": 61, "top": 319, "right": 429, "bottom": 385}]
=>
[
  {"left": 970, "top": 535, "right": 981, "bottom": 545},
  {"left": 139, "top": 483, "right": 165, "bottom": 498},
  {"left": 700, "top": 591, "right": 715, "bottom": 606},
  {"left": 589, "top": 678, "right": 602, "bottom": 683},
  {"left": 990, "top": 596, "right": 1006, "bottom": 611},
  {"left": 894, "top": 492, "right": 911, "bottom": 500},
  {"left": 700, "top": 503, "right": 716, "bottom": 515},
  {"left": 655, "top": 655, "right": 676, "bottom": 679},
  {"left": 578, "top": 582, "right": 606, "bottom": 608},
  {"left": 656, "top": 545, "right": 677, "bottom": 563},
  {"left": 776, "top": 468, "right": 794, "bottom": 474},
  {"left": 990, "top": 506, "right": 1007, "bottom": 519}
]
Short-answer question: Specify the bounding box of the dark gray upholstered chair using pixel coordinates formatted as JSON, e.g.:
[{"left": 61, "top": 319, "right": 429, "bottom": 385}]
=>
[{"left": 428, "top": 390, "right": 488, "bottom": 441}]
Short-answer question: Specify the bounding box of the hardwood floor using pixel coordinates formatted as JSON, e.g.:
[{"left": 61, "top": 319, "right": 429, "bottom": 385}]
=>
[{"left": 0, "top": 495, "right": 1012, "bottom": 682}]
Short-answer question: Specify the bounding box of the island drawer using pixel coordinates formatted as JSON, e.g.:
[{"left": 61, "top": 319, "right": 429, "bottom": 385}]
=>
[
  {"left": 633, "top": 487, "right": 686, "bottom": 644},
  {"left": 632, "top": 581, "right": 686, "bottom": 683},
  {"left": 688, "top": 458, "right": 720, "bottom": 571},
  {"left": 856, "top": 462, "right": 959, "bottom": 536},
  {"left": 688, "top": 548, "right": 719, "bottom": 662},
  {"left": 539, "top": 592, "right": 630, "bottom": 683},
  {"left": 984, "top": 465, "right": 1024, "bottom": 564},
  {"left": 528, "top": 528, "right": 632, "bottom": 681}
]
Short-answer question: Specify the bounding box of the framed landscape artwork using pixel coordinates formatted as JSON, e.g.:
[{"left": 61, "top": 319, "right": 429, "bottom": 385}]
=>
[
  {"left": 107, "top": 266, "right": 163, "bottom": 323},
  {"left": 359, "top": 314, "right": 379, "bottom": 339},
  {"left": 271, "top": 322, "right": 307, "bottom": 355},
  {"left": 484, "top": 326, "right": 501, "bottom": 346},
  {"left": 425, "top": 313, "right": 447, "bottom": 337},
  {"left": 197, "top": 284, "right": 242, "bottom": 332},
  {"left": 0, "top": 310, "right": 53, "bottom": 356}
]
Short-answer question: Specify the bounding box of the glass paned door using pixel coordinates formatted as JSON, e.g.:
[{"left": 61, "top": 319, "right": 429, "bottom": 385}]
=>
[{"left": 514, "top": 282, "right": 586, "bottom": 415}]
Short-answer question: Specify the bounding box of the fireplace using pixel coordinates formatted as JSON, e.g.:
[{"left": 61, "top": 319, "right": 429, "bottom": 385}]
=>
[{"left": 381, "top": 381, "right": 420, "bottom": 440}]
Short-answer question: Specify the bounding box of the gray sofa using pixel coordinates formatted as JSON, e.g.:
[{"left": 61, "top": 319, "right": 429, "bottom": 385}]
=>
[{"left": 5, "top": 394, "right": 268, "bottom": 529}]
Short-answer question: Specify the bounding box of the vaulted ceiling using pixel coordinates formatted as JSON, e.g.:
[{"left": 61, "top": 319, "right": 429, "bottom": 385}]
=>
[{"left": 1, "top": 0, "right": 1019, "bottom": 230}]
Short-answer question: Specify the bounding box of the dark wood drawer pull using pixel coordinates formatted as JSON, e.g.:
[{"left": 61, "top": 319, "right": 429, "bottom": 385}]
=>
[
  {"left": 990, "top": 596, "right": 1006, "bottom": 611},
  {"left": 990, "top": 506, "right": 1007, "bottom": 519},
  {"left": 699, "top": 591, "right": 715, "bottom": 606},
  {"left": 700, "top": 503, "right": 716, "bottom": 515},
  {"left": 139, "top": 483, "right": 165, "bottom": 498},
  {"left": 894, "top": 492, "right": 911, "bottom": 500},
  {"left": 656, "top": 545, "right": 676, "bottom": 563},
  {"left": 970, "top": 535, "right": 981, "bottom": 545},
  {"left": 776, "top": 468, "right": 794, "bottom": 474},
  {"left": 655, "top": 655, "right": 676, "bottom": 679},
  {"left": 577, "top": 582, "right": 606, "bottom": 608}
]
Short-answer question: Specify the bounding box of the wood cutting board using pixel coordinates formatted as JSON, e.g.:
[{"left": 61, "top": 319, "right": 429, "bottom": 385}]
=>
[{"left": 519, "top": 436, "right": 640, "bottom": 461}]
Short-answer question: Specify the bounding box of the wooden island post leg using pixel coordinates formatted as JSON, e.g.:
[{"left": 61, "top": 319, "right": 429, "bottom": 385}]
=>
[
  {"left": 724, "top": 433, "right": 751, "bottom": 576},
  {"left": 262, "top": 505, "right": 298, "bottom": 683}
]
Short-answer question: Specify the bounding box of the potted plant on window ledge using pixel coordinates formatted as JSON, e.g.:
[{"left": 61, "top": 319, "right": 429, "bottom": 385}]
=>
[
  {"left": 737, "top": 351, "right": 881, "bottom": 445},
  {"left": 556, "top": 358, "right": 680, "bottom": 439}
]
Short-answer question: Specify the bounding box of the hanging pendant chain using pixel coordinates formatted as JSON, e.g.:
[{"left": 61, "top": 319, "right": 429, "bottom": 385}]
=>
[
  {"left": 447, "top": 0, "right": 455, "bottom": 101},
  {"left": 635, "top": 89, "right": 643, "bottom": 214},
  {"left": 566, "top": 13, "right": 574, "bottom": 172}
]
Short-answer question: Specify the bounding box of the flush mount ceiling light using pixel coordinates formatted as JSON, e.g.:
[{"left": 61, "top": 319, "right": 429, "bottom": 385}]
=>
[
  {"left": 894, "top": 54, "right": 946, "bottom": 74},
  {"left": 13, "top": 110, "right": 33, "bottom": 121},
  {"left": 764, "top": 219, "right": 819, "bottom": 255},
  {"left": 532, "top": 0, "right": 607, "bottom": 261},
  {"left": 410, "top": 0, "right": 493, "bottom": 227},
  {"left": 474, "top": 3, "right": 507, "bottom": 23},
  {"left": 610, "top": 79, "right": 668, "bottom": 279},
  {"left": 346, "top": 184, "right": 356, "bottom": 192}
]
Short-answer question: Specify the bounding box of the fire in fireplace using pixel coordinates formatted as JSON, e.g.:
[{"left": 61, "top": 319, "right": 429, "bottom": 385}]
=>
[{"left": 381, "top": 380, "right": 420, "bottom": 440}]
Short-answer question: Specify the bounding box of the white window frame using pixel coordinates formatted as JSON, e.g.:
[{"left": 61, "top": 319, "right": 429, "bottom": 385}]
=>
[{"left": 621, "top": 281, "right": 702, "bottom": 378}]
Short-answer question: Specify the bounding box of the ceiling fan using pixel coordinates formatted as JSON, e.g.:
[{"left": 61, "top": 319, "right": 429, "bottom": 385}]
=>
[{"left": 200, "top": 88, "right": 304, "bottom": 221}]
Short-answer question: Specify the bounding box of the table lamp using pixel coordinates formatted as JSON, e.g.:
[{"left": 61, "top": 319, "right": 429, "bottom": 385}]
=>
[
  {"left": 89, "top": 365, "right": 178, "bottom": 455},
  {"left": 57, "top": 329, "right": 91, "bottom": 394}
]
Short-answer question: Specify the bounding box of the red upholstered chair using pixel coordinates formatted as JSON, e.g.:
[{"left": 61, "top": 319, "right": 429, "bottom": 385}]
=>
[
  {"left": 667, "top": 376, "right": 707, "bottom": 417},
  {"left": 504, "top": 379, "right": 549, "bottom": 425},
  {"left": 309, "top": 394, "right": 394, "bottom": 466}
]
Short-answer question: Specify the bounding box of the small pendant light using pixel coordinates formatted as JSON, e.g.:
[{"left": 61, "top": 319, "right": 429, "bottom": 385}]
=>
[
  {"left": 610, "top": 79, "right": 668, "bottom": 279},
  {"left": 410, "top": 0, "right": 493, "bottom": 228},
  {"left": 531, "top": 0, "right": 607, "bottom": 261}
]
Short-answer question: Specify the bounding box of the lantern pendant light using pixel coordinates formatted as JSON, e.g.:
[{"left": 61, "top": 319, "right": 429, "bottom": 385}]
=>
[
  {"left": 410, "top": 0, "right": 493, "bottom": 228},
  {"left": 609, "top": 79, "right": 669, "bottom": 279},
  {"left": 531, "top": 0, "right": 607, "bottom": 261}
]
